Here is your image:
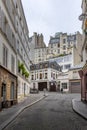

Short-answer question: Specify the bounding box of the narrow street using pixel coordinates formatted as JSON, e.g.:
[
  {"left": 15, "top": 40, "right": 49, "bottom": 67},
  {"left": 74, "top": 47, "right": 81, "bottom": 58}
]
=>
[{"left": 4, "top": 93, "right": 87, "bottom": 130}]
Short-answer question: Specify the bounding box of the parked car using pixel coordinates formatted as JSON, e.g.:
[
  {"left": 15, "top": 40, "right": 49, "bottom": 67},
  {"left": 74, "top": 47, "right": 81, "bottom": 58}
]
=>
[{"left": 30, "top": 88, "right": 39, "bottom": 94}]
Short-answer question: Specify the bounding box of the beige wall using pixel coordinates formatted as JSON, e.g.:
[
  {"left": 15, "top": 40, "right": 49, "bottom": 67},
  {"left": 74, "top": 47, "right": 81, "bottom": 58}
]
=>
[{"left": 68, "top": 69, "right": 81, "bottom": 79}]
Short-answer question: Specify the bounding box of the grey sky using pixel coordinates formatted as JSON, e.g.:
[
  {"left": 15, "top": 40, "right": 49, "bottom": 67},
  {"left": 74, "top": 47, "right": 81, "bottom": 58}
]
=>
[{"left": 22, "top": 0, "right": 82, "bottom": 45}]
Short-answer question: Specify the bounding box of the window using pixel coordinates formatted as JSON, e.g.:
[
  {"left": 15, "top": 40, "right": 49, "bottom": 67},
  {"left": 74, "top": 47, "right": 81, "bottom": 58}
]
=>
[
  {"left": 18, "top": 60, "right": 20, "bottom": 73},
  {"left": 64, "top": 64, "right": 71, "bottom": 69},
  {"left": 64, "top": 55, "right": 72, "bottom": 62},
  {"left": 3, "top": 45, "right": 8, "bottom": 67},
  {"left": 35, "top": 74, "right": 36, "bottom": 80},
  {"left": 63, "top": 45, "right": 66, "bottom": 50},
  {"left": 37, "top": 73, "right": 38, "bottom": 79},
  {"left": 33, "top": 83, "right": 35, "bottom": 89},
  {"left": 31, "top": 75, "right": 34, "bottom": 80},
  {"left": 56, "top": 74, "right": 57, "bottom": 78},
  {"left": 58, "top": 43, "right": 60, "bottom": 48},
  {"left": 63, "top": 39, "right": 66, "bottom": 44},
  {"left": 53, "top": 73, "right": 55, "bottom": 79},
  {"left": 40, "top": 73, "right": 42, "bottom": 79},
  {"left": 40, "top": 64, "right": 42, "bottom": 69},
  {"left": 1, "top": 83, "right": 6, "bottom": 100},
  {"left": 51, "top": 72, "right": 53, "bottom": 78},
  {"left": 17, "top": 40, "right": 19, "bottom": 52},
  {"left": 62, "top": 83, "right": 67, "bottom": 89},
  {"left": 10, "top": 82, "right": 15, "bottom": 99},
  {"left": 11, "top": 55, "right": 15, "bottom": 73},
  {"left": 45, "top": 63, "right": 48, "bottom": 68},
  {"left": 45, "top": 73, "right": 47, "bottom": 79}
]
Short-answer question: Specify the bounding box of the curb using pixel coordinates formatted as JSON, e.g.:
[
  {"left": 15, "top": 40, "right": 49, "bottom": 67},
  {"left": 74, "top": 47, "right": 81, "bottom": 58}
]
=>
[
  {"left": 0, "top": 95, "right": 47, "bottom": 130},
  {"left": 72, "top": 99, "right": 87, "bottom": 120}
]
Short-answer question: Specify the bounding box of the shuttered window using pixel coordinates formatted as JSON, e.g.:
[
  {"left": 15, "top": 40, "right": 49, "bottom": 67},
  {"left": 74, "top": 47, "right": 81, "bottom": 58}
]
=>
[
  {"left": 3, "top": 45, "right": 8, "bottom": 67},
  {"left": 11, "top": 55, "right": 15, "bottom": 73}
]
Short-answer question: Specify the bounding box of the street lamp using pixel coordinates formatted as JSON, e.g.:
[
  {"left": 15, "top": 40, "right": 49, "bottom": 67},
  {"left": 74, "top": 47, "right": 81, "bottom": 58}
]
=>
[
  {"left": 79, "top": 13, "right": 87, "bottom": 21},
  {"left": 79, "top": 13, "right": 87, "bottom": 34}
]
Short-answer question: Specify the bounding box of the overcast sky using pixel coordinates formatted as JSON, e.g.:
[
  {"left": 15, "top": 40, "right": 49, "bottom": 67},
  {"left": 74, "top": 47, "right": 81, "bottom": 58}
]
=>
[{"left": 22, "top": 0, "right": 82, "bottom": 45}]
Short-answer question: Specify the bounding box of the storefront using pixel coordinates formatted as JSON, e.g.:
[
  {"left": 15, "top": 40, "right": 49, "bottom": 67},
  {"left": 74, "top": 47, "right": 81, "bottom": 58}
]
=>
[{"left": 0, "top": 65, "right": 17, "bottom": 110}]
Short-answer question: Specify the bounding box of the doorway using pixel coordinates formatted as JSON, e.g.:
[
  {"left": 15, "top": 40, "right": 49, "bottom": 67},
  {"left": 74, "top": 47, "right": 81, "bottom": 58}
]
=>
[{"left": 38, "top": 82, "right": 47, "bottom": 91}]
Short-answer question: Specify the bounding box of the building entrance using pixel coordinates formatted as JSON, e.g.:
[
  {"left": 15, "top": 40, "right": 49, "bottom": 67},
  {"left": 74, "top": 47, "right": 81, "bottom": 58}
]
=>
[{"left": 38, "top": 82, "right": 47, "bottom": 91}]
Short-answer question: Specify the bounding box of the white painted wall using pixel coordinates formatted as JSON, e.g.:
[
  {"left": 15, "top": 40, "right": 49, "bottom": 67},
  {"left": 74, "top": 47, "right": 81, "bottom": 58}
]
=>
[{"left": 0, "top": 33, "right": 16, "bottom": 75}]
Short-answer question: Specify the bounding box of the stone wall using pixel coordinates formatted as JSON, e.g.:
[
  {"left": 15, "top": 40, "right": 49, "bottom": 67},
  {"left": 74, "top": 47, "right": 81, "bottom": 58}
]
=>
[{"left": 0, "top": 65, "right": 17, "bottom": 110}]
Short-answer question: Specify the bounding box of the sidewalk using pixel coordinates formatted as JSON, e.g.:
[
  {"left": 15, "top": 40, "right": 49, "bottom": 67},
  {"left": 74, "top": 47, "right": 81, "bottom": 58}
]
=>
[
  {"left": 0, "top": 93, "right": 46, "bottom": 130},
  {"left": 72, "top": 98, "right": 87, "bottom": 120}
]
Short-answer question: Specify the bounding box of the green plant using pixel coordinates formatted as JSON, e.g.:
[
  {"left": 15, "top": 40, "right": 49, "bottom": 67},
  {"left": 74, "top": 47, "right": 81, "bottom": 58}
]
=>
[
  {"left": 25, "top": 71, "right": 29, "bottom": 78},
  {"left": 18, "top": 62, "right": 29, "bottom": 78}
]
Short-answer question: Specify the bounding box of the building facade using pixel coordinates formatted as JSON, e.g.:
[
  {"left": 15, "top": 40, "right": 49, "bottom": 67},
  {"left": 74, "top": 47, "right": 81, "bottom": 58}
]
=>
[
  {"left": 34, "top": 47, "right": 48, "bottom": 64},
  {"left": 57, "top": 72, "right": 69, "bottom": 92},
  {"left": 29, "top": 32, "right": 46, "bottom": 64},
  {"left": 0, "top": 0, "right": 17, "bottom": 109},
  {"left": 79, "top": 0, "right": 87, "bottom": 101},
  {"left": 69, "top": 64, "right": 83, "bottom": 93},
  {"left": 0, "top": 0, "right": 30, "bottom": 110},
  {"left": 14, "top": 0, "right": 30, "bottom": 99},
  {"left": 48, "top": 32, "right": 82, "bottom": 58},
  {"left": 30, "top": 61, "right": 61, "bottom": 92}
]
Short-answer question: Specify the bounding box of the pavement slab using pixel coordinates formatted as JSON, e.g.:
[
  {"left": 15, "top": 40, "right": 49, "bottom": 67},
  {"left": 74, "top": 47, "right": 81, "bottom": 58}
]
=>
[{"left": 72, "top": 98, "right": 87, "bottom": 120}]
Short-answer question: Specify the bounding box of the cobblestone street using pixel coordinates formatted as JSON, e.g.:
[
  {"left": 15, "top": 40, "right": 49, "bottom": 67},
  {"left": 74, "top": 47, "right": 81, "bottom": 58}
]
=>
[{"left": 3, "top": 93, "right": 87, "bottom": 130}]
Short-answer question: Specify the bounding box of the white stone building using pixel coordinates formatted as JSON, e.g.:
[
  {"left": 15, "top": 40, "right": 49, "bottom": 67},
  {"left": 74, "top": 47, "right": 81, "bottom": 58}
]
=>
[
  {"left": 15, "top": 0, "right": 30, "bottom": 99},
  {"left": 0, "top": 0, "right": 18, "bottom": 109},
  {"left": 79, "top": 0, "right": 87, "bottom": 63},
  {"left": 0, "top": 0, "right": 31, "bottom": 108},
  {"left": 30, "top": 61, "right": 61, "bottom": 91}
]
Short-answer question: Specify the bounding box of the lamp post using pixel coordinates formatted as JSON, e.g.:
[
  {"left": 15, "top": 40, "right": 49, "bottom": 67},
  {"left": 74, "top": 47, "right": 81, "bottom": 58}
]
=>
[
  {"left": 79, "top": 13, "right": 87, "bottom": 34},
  {"left": 79, "top": 13, "right": 87, "bottom": 21}
]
